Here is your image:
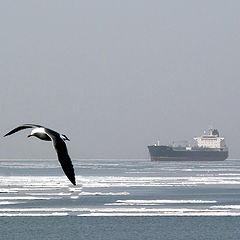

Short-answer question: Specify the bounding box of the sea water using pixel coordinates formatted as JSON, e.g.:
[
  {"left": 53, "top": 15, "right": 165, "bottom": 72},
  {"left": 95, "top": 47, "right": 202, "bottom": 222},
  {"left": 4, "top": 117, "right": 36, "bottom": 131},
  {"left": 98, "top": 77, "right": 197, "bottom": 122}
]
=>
[{"left": 0, "top": 158, "right": 240, "bottom": 239}]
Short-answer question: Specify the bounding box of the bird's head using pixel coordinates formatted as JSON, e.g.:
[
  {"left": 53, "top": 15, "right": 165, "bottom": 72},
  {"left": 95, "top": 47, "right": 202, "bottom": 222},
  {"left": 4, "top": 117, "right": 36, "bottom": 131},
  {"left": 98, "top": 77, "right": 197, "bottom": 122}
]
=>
[{"left": 61, "top": 134, "right": 70, "bottom": 141}]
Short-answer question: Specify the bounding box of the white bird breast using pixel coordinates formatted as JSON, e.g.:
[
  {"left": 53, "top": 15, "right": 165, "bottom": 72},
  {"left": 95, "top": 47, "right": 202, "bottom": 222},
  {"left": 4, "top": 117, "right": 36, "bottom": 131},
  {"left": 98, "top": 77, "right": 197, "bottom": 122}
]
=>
[{"left": 31, "top": 128, "right": 46, "bottom": 135}]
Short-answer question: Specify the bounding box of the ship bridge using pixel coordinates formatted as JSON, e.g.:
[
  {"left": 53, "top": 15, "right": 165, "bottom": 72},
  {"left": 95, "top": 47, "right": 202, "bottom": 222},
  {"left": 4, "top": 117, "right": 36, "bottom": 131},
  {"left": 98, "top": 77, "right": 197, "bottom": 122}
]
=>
[{"left": 193, "top": 128, "right": 227, "bottom": 149}]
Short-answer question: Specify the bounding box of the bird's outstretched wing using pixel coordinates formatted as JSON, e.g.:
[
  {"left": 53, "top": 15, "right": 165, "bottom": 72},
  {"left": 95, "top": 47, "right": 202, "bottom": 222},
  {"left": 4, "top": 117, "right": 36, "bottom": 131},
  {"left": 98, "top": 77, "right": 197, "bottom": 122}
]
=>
[
  {"left": 4, "top": 124, "right": 43, "bottom": 137},
  {"left": 45, "top": 129, "right": 76, "bottom": 185},
  {"left": 4, "top": 124, "right": 76, "bottom": 186}
]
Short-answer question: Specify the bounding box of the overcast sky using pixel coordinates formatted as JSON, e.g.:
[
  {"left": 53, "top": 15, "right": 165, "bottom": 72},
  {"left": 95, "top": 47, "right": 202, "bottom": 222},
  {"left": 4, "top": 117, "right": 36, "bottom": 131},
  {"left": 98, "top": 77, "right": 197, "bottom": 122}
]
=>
[{"left": 1, "top": 1, "right": 240, "bottom": 159}]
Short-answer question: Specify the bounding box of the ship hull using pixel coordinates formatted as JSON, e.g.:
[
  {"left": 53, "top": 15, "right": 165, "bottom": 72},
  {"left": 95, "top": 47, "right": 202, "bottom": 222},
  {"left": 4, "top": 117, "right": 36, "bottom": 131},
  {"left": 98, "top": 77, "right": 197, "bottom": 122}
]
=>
[
  {"left": 150, "top": 156, "right": 227, "bottom": 161},
  {"left": 148, "top": 145, "right": 228, "bottom": 161}
]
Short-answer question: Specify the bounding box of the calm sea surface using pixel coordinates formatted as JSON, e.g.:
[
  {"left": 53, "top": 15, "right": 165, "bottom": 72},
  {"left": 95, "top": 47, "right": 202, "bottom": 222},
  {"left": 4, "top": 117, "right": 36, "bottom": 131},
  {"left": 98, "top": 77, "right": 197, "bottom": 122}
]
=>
[{"left": 0, "top": 158, "right": 240, "bottom": 239}]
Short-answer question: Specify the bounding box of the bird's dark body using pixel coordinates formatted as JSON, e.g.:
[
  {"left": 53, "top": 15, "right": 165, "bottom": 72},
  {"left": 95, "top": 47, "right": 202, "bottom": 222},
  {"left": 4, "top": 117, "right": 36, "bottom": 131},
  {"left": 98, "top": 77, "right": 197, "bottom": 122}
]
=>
[{"left": 4, "top": 124, "right": 76, "bottom": 185}]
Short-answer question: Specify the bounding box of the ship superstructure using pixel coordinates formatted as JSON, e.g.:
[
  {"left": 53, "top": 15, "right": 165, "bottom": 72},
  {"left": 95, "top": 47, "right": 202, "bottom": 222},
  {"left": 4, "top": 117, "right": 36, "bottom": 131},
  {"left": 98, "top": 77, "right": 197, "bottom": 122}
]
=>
[
  {"left": 193, "top": 129, "right": 227, "bottom": 150},
  {"left": 148, "top": 128, "right": 228, "bottom": 161}
]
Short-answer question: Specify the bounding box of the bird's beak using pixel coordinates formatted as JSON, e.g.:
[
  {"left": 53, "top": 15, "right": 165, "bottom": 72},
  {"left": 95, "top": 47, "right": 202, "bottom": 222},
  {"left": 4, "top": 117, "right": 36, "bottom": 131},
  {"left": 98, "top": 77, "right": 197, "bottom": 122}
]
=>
[
  {"left": 27, "top": 134, "right": 32, "bottom": 138},
  {"left": 65, "top": 135, "right": 70, "bottom": 141}
]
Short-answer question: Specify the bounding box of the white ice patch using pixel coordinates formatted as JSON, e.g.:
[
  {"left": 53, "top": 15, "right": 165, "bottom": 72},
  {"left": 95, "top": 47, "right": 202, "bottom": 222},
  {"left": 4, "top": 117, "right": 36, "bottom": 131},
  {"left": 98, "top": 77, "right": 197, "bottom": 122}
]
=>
[
  {"left": 79, "top": 191, "right": 129, "bottom": 196},
  {"left": 211, "top": 205, "right": 240, "bottom": 209},
  {"left": 70, "top": 196, "right": 79, "bottom": 199},
  {"left": 78, "top": 175, "right": 240, "bottom": 188},
  {"left": 76, "top": 207, "right": 239, "bottom": 216},
  {"left": 0, "top": 213, "right": 69, "bottom": 217},
  {"left": 69, "top": 187, "right": 83, "bottom": 192},
  {"left": 27, "top": 193, "right": 71, "bottom": 196},
  {"left": 0, "top": 201, "right": 25, "bottom": 205},
  {"left": 0, "top": 189, "right": 18, "bottom": 193},
  {"left": 78, "top": 212, "right": 240, "bottom": 217},
  {"left": 0, "top": 196, "right": 51, "bottom": 200},
  {"left": 106, "top": 199, "right": 217, "bottom": 206},
  {"left": 0, "top": 206, "right": 238, "bottom": 217}
]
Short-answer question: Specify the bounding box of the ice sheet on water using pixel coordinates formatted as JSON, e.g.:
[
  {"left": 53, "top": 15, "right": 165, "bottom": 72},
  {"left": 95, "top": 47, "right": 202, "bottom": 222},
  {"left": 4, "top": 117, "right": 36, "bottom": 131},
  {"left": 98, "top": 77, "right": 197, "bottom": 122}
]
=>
[
  {"left": 0, "top": 159, "right": 240, "bottom": 216},
  {"left": 0, "top": 206, "right": 235, "bottom": 217},
  {"left": 0, "top": 213, "right": 69, "bottom": 216},
  {"left": 0, "top": 201, "right": 25, "bottom": 205},
  {"left": 78, "top": 191, "right": 129, "bottom": 196},
  {"left": 106, "top": 199, "right": 217, "bottom": 206},
  {"left": 0, "top": 196, "right": 52, "bottom": 200},
  {"left": 211, "top": 205, "right": 240, "bottom": 209}
]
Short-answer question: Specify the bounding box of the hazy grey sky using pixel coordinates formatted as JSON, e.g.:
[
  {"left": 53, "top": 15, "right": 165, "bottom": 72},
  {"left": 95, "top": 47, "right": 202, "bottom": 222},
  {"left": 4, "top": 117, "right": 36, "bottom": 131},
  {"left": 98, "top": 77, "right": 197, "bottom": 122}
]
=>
[{"left": 1, "top": 1, "right": 240, "bottom": 159}]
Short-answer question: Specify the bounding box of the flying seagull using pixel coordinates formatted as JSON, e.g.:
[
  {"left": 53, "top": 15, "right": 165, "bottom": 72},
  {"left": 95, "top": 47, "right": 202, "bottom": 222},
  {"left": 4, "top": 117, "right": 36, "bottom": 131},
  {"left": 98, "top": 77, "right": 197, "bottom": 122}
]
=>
[{"left": 4, "top": 124, "right": 76, "bottom": 185}]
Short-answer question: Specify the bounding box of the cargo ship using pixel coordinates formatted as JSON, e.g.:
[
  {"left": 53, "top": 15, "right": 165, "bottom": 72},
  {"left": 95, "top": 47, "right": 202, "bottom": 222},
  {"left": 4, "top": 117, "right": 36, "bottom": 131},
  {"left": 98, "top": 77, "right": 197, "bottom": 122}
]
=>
[{"left": 148, "top": 128, "right": 228, "bottom": 161}]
